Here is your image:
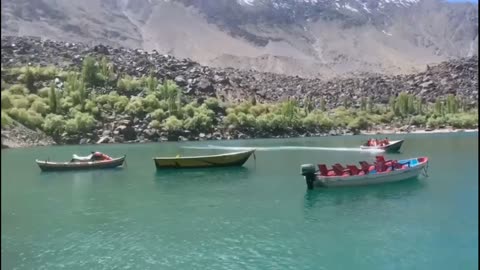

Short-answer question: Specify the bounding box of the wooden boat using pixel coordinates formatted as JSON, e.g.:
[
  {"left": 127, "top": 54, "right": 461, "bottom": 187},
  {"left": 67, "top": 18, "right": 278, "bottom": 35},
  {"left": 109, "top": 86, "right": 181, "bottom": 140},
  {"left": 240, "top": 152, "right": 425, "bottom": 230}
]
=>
[
  {"left": 153, "top": 149, "right": 255, "bottom": 169},
  {"left": 36, "top": 155, "right": 126, "bottom": 172},
  {"left": 301, "top": 156, "right": 429, "bottom": 189},
  {"left": 360, "top": 139, "right": 404, "bottom": 152}
]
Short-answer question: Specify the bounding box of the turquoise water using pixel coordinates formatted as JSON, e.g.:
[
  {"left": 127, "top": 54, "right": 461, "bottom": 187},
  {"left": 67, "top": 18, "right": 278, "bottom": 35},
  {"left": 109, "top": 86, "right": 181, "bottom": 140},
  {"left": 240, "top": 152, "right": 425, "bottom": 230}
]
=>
[{"left": 1, "top": 133, "right": 478, "bottom": 269}]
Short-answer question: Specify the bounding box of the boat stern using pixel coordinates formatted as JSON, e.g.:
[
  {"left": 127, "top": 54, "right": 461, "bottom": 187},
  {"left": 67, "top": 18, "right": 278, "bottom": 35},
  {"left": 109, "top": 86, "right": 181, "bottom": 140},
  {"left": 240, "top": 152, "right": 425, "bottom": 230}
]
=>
[{"left": 301, "top": 164, "right": 317, "bottom": 190}]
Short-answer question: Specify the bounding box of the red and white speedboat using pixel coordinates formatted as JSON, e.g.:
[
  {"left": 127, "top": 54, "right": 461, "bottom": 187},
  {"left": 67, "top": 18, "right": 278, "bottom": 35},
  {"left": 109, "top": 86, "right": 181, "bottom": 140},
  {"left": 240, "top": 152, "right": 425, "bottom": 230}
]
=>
[
  {"left": 301, "top": 156, "right": 429, "bottom": 189},
  {"left": 360, "top": 140, "right": 404, "bottom": 153}
]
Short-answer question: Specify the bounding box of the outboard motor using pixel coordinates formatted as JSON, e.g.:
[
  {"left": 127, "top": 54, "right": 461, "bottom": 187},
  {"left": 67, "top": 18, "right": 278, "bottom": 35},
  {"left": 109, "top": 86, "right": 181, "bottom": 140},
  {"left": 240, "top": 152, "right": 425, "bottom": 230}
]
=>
[{"left": 301, "top": 164, "right": 317, "bottom": 190}]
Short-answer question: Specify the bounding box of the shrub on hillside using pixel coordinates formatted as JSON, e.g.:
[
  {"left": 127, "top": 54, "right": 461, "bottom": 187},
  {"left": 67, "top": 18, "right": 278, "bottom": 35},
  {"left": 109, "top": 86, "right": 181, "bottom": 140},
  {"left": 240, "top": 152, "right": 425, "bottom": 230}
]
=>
[
  {"left": 410, "top": 115, "right": 427, "bottom": 126},
  {"left": 142, "top": 94, "right": 161, "bottom": 112},
  {"left": 64, "top": 112, "right": 96, "bottom": 134},
  {"left": 7, "top": 108, "right": 44, "bottom": 129},
  {"left": 1, "top": 111, "right": 14, "bottom": 128},
  {"left": 183, "top": 113, "right": 213, "bottom": 132},
  {"left": 117, "top": 75, "right": 143, "bottom": 95},
  {"left": 11, "top": 96, "right": 30, "bottom": 109},
  {"left": 30, "top": 100, "right": 49, "bottom": 115},
  {"left": 149, "top": 119, "right": 162, "bottom": 130},
  {"left": 162, "top": 116, "right": 183, "bottom": 132},
  {"left": 1, "top": 92, "right": 13, "bottom": 110},
  {"left": 150, "top": 109, "right": 166, "bottom": 122},
  {"left": 7, "top": 84, "right": 28, "bottom": 95},
  {"left": 125, "top": 97, "right": 145, "bottom": 116},
  {"left": 37, "top": 87, "right": 50, "bottom": 98},
  {"left": 42, "top": 114, "right": 66, "bottom": 136}
]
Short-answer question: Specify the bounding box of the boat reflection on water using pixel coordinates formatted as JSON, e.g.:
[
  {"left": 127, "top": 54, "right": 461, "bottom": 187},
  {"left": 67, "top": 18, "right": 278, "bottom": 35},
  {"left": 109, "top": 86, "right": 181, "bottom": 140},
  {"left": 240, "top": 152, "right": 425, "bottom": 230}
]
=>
[
  {"left": 303, "top": 177, "right": 427, "bottom": 210},
  {"left": 153, "top": 166, "right": 252, "bottom": 190}
]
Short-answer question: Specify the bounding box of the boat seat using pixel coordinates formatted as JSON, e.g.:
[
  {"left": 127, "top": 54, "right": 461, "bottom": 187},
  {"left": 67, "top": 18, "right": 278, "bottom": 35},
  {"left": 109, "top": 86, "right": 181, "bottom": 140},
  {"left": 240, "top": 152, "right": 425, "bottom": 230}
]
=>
[
  {"left": 318, "top": 164, "right": 335, "bottom": 176},
  {"left": 347, "top": 165, "right": 365, "bottom": 176},
  {"left": 332, "top": 164, "right": 351, "bottom": 176},
  {"left": 359, "top": 161, "right": 375, "bottom": 173}
]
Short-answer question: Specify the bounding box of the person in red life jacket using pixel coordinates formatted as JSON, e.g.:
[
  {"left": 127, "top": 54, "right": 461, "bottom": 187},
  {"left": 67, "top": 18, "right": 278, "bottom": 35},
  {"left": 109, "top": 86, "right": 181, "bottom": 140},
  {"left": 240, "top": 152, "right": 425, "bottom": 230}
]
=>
[{"left": 91, "top": 151, "right": 112, "bottom": 161}]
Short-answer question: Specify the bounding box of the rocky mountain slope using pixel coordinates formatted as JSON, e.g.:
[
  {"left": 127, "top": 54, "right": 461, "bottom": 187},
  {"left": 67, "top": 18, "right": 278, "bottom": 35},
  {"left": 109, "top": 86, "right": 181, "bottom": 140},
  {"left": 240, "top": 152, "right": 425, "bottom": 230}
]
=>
[
  {"left": 2, "top": 36, "right": 478, "bottom": 107},
  {"left": 2, "top": 0, "right": 478, "bottom": 77},
  {"left": 1, "top": 36, "right": 477, "bottom": 148}
]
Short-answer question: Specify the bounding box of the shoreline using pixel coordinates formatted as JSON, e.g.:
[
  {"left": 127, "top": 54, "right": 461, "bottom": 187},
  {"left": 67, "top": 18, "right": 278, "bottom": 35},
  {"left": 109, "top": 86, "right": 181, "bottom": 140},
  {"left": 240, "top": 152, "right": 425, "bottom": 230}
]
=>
[{"left": 2, "top": 128, "right": 477, "bottom": 150}]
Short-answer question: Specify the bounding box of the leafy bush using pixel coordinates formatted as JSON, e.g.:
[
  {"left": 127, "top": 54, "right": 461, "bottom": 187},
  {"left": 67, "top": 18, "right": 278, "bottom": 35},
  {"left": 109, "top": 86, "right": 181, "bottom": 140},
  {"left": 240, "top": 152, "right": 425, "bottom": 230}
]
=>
[
  {"left": 11, "top": 96, "right": 30, "bottom": 109},
  {"left": 223, "top": 113, "right": 239, "bottom": 127},
  {"left": 204, "top": 97, "right": 221, "bottom": 111},
  {"left": 182, "top": 102, "right": 197, "bottom": 118},
  {"left": 232, "top": 102, "right": 252, "bottom": 114},
  {"left": 144, "top": 75, "right": 159, "bottom": 93},
  {"left": 64, "top": 112, "right": 96, "bottom": 134},
  {"left": 81, "top": 56, "right": 98, "bottom": 86},
  {"left": 183, "top": 113, "right": 213, "bottom": 132},
  {"left": 42, "top": 114, "right": 66, "bottom": 136},
  {"left": 125, "top": 97, "right": 145, "bottom": 116},
  {"left": 142, "top": 94, "right": 160, "bottom": 112},
  {"left": 113, "top": 96, "right": 129, "bottom": 113},
  {"left": 22, "top": 67, "right": 36, "bottom": 91},
  {"left": 347, "top": 116, "right": 371, "bottom": 132},
  {"left": 30, "top": 100, "right": 49, "bottom": 115},
  {"left": 426, "top": 116, "right": 446, "bottom": 129},
  {"left": 445, "top": 113, "right": 478, "bottom": 129},
  {"left": 117, "top": 75, "right": 143, "bottom": 95},
  {"left": 255, "top": 114, "right": 274, "bottom": 131},
  {"left": 149, "top": 119, "right": 162, "bottom": 129},
  {"left": 1, "top": 92, "right": 13, "bottom": 110},
  {"left": 7, "top": 108, "right": 44, "bottom": 129},
  {"left": 248, "top": 104, "right": 269, "bottom": 117},
  {"left": 98, "top": 57, "right": 115, "bottom": 86},
  {"left": 150, "top": 109, "right": 166, "bottom": 121},
  {"left": 27, "top": 94, "right": 41, "bottom": 105},
  {"left": 1, "top": 111, "right": 14, "bottom": 128},
  {"left": 37, "top": 87, "right": 50, "bottom": 98},
  {"left": 410, "top": 115, "right": 427, "bottom": 126},
  {"left": 7, "top": 84, "right": 28, "bottom": 95},
  {"left": 162, "top": 116, "right": 183, "bottom": 132},
  {"left": 302, "top": 111, "right": 333, "bottom": 131},
  {"left": 237, "top": 112, "right": 256, "bottom": 129},
  {"left": 65, "top": 72, "right": 87, "bottom": 110},
  {"left": 84, "top": 100, "right": 100, "bottom": 116},
  {"left": 330, "top": 107, "right": 354, "bottom": 127}
]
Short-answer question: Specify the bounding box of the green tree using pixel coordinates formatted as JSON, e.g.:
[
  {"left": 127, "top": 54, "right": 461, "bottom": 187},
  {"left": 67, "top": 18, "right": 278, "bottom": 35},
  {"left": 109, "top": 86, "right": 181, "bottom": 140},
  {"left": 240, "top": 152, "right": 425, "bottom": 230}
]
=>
[
  {"left": 48, "top": 82, "right": 57, "bottom": 114},
  {"left": 446, "top": 94, "right": 458, "bottom": 114},
  {"left": 23, "top": 67, "right": 35, "bottom": 92},
  {"left": 367, "top": 97, "right": 374, "bottom": 113},
  {"left": 360, "top": 97, "right": 367, "bottom": 111},
  {"left": 81, "top": 56, "right": 98, "bottom": 86},
  {"left": 319, "top": 97, "right": 326, "bottom": 112},
  {"left": 434, "top": 98, "right": 444, "bottom": 116}
]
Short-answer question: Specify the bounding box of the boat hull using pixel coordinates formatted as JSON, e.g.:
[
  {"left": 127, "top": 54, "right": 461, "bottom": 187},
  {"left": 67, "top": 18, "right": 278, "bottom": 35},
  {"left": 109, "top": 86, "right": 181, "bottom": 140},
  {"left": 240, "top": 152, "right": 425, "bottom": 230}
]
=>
[
  {"left": 153, "top": 150, "right": 255, "bottom": 169},
  {"left": 310, "top": 157, "right": 428, "bottom": 188},
  {"left": 360, "top": 140, "right": 404, "bottom": 152},
  {"left": 36, "top": 156, "right": 126, "bottom": 172}
]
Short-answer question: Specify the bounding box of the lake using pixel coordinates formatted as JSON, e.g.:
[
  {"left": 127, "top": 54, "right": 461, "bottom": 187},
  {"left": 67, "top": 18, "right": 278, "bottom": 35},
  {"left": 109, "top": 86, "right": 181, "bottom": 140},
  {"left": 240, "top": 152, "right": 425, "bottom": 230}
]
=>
[{"left": 1, "top": 133, "right": 478, "bottom": 270}]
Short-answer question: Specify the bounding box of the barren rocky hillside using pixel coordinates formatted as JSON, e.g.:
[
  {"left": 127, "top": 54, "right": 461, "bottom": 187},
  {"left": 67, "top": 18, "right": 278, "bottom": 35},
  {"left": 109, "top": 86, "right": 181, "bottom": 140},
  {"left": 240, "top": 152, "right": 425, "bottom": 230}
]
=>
[
  {"left": 2, "top": 36, "right": 478, "bottom": 107},
  {"left": 1, "top": 36, "right": 477, "bottom": 148},
  {"left": 1, "top": 0, "right": 478, "bottom": 77}
]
